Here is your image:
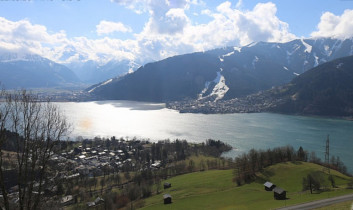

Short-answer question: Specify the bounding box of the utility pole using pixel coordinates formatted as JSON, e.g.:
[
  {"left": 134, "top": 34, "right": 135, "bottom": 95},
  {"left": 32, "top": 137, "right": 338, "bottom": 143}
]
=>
[{"left": 324, "top": 134, "right": 330, "bottom": 174}]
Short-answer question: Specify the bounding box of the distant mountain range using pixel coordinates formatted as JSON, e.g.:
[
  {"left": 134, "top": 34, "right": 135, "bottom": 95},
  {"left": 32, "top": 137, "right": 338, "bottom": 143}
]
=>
[
  {"left": 88, "top": 38, "right": 353, "bottom": 102},
  {"left": 1, "top": 37, "right": 353, "bottom": 100},
  {"left": 66, "top": 59, "right": 139, "bottom": 84},
  {"left": 0, "top": 52, "right": 139, "bottom": 89},
  {"left": 0, "top": 53, "right": 79, "bottom": 89},
  {"left": 267, "top": 55, "right": 353, "bottom": 116}
]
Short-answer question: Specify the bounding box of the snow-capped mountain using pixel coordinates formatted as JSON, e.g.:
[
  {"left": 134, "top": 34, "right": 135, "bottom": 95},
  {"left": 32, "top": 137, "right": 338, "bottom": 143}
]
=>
[
  {"left": 66, "top": 59, "right": 140, "bottom": 84},
  {"left": 88, "top": 38, "right": 353, "bottom": 102},
  {"left": 54, "top": 44, "right": 140, "bottom": 84},
  {"left": 0, "top": 52, "right": 79, "bottom": 89}
]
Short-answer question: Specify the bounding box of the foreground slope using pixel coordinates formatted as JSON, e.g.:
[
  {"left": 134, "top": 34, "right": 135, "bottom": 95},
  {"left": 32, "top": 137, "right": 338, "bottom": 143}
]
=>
[{"left": 141, "top": 162, "right": 352, "bottom": 210}]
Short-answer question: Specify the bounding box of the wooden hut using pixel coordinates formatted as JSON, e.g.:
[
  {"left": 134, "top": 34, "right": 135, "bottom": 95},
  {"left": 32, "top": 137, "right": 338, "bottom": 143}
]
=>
[
  {"left": 264, "top": 181, "right": 276, "bottom": 191},
  {"left": 273, "top": 187, "right": 286, "bottom": 200},
  {"left": 163, "top": 194, "right": 172, "bottom": 204},
  {"left": 164, "top": 182, "right": 171, "bottom": 189}
]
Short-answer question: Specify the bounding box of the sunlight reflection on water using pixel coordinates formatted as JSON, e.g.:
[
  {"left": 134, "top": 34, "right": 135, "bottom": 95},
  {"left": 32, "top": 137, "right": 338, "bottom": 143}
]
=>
[{"left": 56, "top": 100, "right": 353, "bottom": 173}]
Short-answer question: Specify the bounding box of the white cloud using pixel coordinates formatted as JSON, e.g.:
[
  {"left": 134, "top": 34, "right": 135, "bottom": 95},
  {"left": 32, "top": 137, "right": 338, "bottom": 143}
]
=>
[
  {"left": 0, "top": 1, "right": 297, "bottom": 64},
  {"left": 96, "top": 20, "right": 132, "bottom": 35},
  {"left": 201, "top": 9, "right": 212, "bottom": 16},
  {"left": 110, "top": 0, "right": 149, "bottom": 14},
  {"left": 311, "top": 9, "right": 353, "bottom": 39},
  {"left": 0, "top": 17, "right": 67, "bottom": 56},
  {"left": 0, "top": 17, "right": 137, "bottom": 64},
  {"left": 111, "top": 0, "right": 203, "bottom": 14},
  {"left": 133, "top": 1, "right": 296, "bottom": 61}
]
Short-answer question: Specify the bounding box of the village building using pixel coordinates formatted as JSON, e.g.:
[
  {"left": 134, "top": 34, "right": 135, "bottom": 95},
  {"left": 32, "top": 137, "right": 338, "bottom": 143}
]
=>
[
  {"left": 61, "top": 195, "right": 75, "bottom": 206},
  {"left": 86, "top": 201, "right": 95, "bottom": 208},
  {"left": 94, "top": 197, "right": 104, "bottom": 205}
]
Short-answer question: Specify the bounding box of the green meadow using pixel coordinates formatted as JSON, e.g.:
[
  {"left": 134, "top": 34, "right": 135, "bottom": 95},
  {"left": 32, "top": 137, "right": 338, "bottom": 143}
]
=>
[{"left": 141, "top": 162, "right": 353, "bottom": 210}]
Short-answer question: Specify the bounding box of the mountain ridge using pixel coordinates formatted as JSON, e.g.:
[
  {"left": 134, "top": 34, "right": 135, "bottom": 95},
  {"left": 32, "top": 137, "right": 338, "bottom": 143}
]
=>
[
  {"left": 268, "top": 55, "right": 353, "bottom": 116},
  {"left": 0, "top": 52, "right": 80, "bottom": 89},
  {"left": 88, "top": 37, "right": 353, "bottom": 102},
  {"left": 168, "top": 55, "right": 353, "bottom": 117}
]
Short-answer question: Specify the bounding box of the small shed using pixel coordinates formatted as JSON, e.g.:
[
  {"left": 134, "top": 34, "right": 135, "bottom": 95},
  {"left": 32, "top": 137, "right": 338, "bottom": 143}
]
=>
[
  {"left": 264, "top": 181, "right": 276, "bottom": 191},
  {"left": 273, "top": 187, "right": 286, "bottom": 200},
  {"left": 164, "top": 182, "right": 171, "bottom": 189},
  {"left": 163, "top": 194, "right": 172, "bottom": 204}
]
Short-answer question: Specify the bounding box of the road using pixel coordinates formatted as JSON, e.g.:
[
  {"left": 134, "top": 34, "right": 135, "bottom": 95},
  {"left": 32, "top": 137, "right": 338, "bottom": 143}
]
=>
[{"left": 276, "top": 193, "right": 353, "bottom": 210}]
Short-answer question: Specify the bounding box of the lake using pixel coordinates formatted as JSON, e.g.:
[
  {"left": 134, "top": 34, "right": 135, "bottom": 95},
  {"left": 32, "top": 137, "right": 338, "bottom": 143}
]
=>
[{"left": 56, "top": 100, "right": 353, "bottom": 172}]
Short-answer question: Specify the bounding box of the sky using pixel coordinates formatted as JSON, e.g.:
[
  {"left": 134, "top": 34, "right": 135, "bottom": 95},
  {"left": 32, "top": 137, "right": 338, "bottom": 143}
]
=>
[{"left": 0, "top": 0, "right": 353, "bottom": 64}]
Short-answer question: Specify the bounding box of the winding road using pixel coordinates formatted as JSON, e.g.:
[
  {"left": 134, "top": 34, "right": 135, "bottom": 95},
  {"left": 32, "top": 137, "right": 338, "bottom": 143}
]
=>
[{"left": 276, "top": 193, "right": 353, "bottom": 210}]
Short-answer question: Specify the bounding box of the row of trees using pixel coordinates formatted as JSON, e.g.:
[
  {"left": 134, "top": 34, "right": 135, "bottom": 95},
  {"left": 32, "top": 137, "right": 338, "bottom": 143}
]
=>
[
  {"left": 0, "top": 90, "right": 70, "bottom": 210},
  {"left": 233, "top": 144, "right": 350, "bottom": 190},
  {"left": 234, "top": 146, "right": 307, "bottom": 185}
]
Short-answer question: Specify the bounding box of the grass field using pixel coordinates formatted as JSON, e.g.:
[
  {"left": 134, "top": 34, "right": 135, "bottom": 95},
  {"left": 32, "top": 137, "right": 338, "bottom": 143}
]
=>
[{"left": 141, "top": 162, "right": 353, "bottom": 210}]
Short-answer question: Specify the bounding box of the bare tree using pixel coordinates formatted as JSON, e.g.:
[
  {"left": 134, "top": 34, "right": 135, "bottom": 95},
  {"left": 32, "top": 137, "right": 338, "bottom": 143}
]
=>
[
  {"left": 0, "top": 89, "right": 12, "bottom": 210},
  {"left": 0, "top": 90, "right": 70, "bottom": 210}
]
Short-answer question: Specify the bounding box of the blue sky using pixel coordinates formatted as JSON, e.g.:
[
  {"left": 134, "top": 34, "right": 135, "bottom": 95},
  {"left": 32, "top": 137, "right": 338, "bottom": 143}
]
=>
[{"left": 0, "top": 0, "right": 352, "bottom": 64}]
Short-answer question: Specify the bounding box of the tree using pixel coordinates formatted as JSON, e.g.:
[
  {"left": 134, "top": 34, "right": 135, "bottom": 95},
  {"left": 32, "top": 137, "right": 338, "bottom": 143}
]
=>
[
  {"left": 155, "top": 177, "right": 161, "bottom": 194},
  {"left": 328, "top": 175, "right": 335, "bottom": 188},
  {"left": 309, "top": 151, "right": 321, "bottom": 163},
  {"left": 0, "top": 89, "right": 12, "bottom": 210},
  {"left": 100, "top": 178, "right": 105, "bottom": 194},
  {"left": 297, "top": 146, "right": 307, "bottom": 161},
  {"left": 0, "top": 90, "right": 70, "bottom": 210},
  {"left": 302, "top": 171, "right": 325, "bottom": 194}
]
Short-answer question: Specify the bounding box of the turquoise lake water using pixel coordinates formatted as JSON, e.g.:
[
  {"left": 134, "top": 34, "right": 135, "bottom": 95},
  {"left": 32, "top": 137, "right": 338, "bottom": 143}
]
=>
[{"left": 56, "top": 100, "right": 353, "bottom": 172}]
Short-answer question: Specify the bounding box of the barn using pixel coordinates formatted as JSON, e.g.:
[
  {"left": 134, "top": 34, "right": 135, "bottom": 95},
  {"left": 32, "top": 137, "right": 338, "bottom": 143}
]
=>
[
  {"left": 273, "top": 187, "right": 286, "bottom": 200},
  {"left": 264, "top": 181, "right": 276, "bottom": 191},
  {"left": 163, "top": 194, "right": 172, "bottom": 204},
  {"left": 164, "top": 182, "right": 172, "bottom": 189}
]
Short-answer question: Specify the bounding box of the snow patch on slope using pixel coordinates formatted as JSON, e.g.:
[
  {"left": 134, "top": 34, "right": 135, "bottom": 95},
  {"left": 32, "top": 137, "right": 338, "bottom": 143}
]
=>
[
  {"left": 332, "top": 39, "right": 343, "bottom": 53},
  {"left": 198, "top": 69, "right": 229, "bottom": 101},
  {"left": 88, "top": 78, "right": 113, "bottom": 93},
  {"left": 0, "top": 53, "right": 46, "bottom": 63},
  {"left": 199, "top": 81, "right": 212, "bottom": 97},
  {"left": 301, "top": 39, "right": 312, "bottom": 53},
  {"left": 247, "top": 42, "right": 258, "bottom": 48},
  {"left": 324, "top": 45, "right": 332, "bottom": 56},
  {"left": 234, "top": 47, "right": 241, "bottom": 52},
  {"left": 211, "top": 72, "right": 229, "bottom": 101},
  {"left": 252, "top": 56, "right": 259, "bottom": 69},
  {"left": 286, "top": 44, "right": 301, "bottom": 63},
  {"left": 223, "top": 51, "right": 234, "bottom": 57},
  {"left": 313, "top": 53, "right": 319, "bottom": 67}
]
